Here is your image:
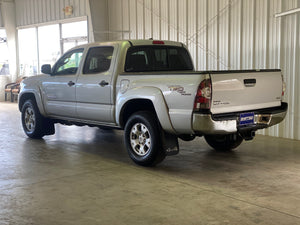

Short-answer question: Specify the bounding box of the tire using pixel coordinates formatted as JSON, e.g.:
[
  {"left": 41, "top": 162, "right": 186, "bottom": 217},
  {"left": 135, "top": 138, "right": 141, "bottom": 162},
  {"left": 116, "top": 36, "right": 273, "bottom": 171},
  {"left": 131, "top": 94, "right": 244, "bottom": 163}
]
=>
[
  {"left": 124, "top": 111, "right": 166, "bottom": 166},
  {"left": 204, "top": 133, "right": 243, "bottom": 151},
  {"left": 179, "top": 134, "right": 196, "bottom": 142},
  {"left": 21, "top": 99, "right": 54, "bottom": 139}
]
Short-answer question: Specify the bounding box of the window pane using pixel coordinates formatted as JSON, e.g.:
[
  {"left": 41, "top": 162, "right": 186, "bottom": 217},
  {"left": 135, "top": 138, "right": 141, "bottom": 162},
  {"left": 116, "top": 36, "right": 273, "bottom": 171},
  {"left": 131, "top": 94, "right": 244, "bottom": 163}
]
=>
[
  {"left": 0, "top": 29, "right": 9, "bottom": 75},
  {"left": 62, "top": 21, "right": 87, "bottom": 38},
  {"left": 53, "top": 49, "right": 84, "bottom": 75},
  {"left": 62, "top": 21, "right": 88, "bottom": 53},
  {"left": 125, "top": 46, "right": 194, "bottom": 72},
  {"left": 38, "top": 24, "right": 60, "bottom": 67},
  {"left": 18, "top": 28, "right": 38, "bottom": 76},
  {"left": 83, "top": 47, "right": 114, "bottom": 74}
]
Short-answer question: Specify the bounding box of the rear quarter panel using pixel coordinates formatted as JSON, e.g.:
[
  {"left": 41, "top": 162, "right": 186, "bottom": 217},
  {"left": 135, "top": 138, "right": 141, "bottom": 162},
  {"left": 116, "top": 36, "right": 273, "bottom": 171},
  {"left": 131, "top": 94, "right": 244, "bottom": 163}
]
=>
[{"left": 116, "top": 73, "right": 203, "bottom": 133}]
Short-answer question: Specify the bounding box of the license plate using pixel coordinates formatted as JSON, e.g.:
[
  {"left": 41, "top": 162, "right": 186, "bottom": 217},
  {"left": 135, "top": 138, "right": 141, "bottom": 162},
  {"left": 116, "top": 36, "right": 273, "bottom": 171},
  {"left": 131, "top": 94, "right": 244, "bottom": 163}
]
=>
[{"left": 239, "top": 112, "right": 255, "bottom": 126}]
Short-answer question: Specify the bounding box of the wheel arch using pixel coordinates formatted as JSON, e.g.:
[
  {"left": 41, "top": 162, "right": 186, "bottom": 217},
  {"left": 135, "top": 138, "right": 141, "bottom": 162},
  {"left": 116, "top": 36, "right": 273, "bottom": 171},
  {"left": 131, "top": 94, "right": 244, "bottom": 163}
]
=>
[
  {"left": 119, "top": 99, "right": 156, "bottom": 128},
  {"left": 18, "top": 91, "right": 46, "bottom": 116},
  {"left": 116, "top": 87, "right": 175, "bottom": 134}
]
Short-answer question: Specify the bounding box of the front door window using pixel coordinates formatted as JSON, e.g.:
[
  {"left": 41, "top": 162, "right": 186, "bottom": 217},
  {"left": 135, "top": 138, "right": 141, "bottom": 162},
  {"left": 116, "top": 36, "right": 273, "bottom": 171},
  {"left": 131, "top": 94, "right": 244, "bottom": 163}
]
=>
[{"left": 52, "top": 48, "right": 84, "bottom": 75}]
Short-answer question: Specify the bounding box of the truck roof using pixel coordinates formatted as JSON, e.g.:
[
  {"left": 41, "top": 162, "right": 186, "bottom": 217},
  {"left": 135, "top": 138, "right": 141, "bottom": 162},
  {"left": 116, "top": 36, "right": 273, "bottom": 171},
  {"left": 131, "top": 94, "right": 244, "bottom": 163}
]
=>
[{"left": 71, "top": 40, "right": 184, "bottom": 51}]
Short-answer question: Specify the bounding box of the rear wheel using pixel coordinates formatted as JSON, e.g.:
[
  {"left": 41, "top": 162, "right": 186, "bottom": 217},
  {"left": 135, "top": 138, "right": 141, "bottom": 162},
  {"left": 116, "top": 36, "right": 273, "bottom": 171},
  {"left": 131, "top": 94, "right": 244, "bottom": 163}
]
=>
[
  {"left": 124, "top": 111, "right": 166, "bottom": 166},
  {"left": 21, "top": 99, "right": 54, "bottom": 139},
  {"left": 204, "top": 133, "right": 243, "bottom": 151}
]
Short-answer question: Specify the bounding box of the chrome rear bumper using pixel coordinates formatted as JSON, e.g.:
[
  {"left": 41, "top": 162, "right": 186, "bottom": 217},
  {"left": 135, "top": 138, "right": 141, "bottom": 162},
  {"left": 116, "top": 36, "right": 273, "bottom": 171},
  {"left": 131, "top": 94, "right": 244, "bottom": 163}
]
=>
[{"left": 192, "top": 103, "right": 288, "bottom": 135}]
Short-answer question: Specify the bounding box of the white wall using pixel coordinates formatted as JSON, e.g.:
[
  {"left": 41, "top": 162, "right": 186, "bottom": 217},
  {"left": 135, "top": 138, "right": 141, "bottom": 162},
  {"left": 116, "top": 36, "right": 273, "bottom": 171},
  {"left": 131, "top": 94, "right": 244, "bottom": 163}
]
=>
[{"left": 108, "top": 0, "right": 300, "bottom": 140}]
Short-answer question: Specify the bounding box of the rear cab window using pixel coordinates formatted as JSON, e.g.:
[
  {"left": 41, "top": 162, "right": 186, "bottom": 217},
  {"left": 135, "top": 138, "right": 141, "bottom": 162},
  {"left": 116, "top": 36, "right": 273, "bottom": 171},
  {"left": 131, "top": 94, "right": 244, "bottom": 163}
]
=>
[{"left": 125, "top": 46, "right": 194, "bottom": 72}]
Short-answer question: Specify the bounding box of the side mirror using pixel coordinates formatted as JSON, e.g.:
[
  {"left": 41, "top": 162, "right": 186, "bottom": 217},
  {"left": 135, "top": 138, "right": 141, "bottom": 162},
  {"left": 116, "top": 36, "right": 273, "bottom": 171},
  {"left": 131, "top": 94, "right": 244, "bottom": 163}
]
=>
[{"left": 41, "top": 64, "right": 52, "bottom": 75}]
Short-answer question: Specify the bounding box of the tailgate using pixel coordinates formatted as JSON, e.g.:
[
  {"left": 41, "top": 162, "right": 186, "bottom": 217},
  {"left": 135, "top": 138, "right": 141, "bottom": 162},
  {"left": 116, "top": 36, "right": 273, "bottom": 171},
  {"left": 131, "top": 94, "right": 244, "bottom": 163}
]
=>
[{"left": 210, "top": 70, "right": 282, "bottom": 114}]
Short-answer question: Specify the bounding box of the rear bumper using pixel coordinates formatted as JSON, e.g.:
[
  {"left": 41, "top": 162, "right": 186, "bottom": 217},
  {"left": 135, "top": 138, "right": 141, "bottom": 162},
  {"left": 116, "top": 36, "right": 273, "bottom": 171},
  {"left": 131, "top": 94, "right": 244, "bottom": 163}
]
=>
[{"left": 192, "top": 102, "right": 288, "bottom": 135}]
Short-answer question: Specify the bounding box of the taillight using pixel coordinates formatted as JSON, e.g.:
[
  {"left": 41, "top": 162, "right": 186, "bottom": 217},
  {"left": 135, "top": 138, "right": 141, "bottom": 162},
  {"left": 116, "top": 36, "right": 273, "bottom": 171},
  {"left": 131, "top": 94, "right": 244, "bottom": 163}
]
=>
[{"left": 194, "top": 78, "right": 211, "bottom": 112}]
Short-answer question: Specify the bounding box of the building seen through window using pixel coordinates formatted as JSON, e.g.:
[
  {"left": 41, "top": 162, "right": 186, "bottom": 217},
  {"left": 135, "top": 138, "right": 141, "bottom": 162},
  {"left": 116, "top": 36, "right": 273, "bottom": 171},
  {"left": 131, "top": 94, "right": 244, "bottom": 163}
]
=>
[{"left": 18, "top": 20, "right": 87, "bottom": 76}]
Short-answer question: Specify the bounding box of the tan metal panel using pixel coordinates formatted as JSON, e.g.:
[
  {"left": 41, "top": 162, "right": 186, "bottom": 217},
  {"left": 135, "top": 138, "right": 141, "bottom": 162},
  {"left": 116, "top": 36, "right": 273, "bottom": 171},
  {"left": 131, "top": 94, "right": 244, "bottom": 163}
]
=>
[
  {"left": 122, "top": 0, "right": 130, "bottom": 40},
  {"left": 15, "top": 0, "right": 88, "bottom": 27},
  {"left": 0, "top": 4, "right": 3, "bottom": 27},
  {"left": 207, "top": 0, "right": 218, "bottom": 70},
  {"left": 128, "top": 0, "right": 137, "bottom": 39},
  {"left": 196, "top": 0, "right": 207, "bottom": 71},
  {"left": 144, "top": 0, "right": 153, "bottom": 39},
  {"left": 279, "top": 0, "right": 298, "bottom": 139},
  {"left": 151, "top": 0, "right": 160, "bottom": 39},
  {"left": 187, "top": 0, "right": 197, "bottom": 66},
  {"left": 263, "top": 0, "right": 282, "bottom": 137},
  {"left": 160, "top": 0, "right": 169, "bottom": 40},
  {"left": 137, "top": 0, "right": 144, "bottom": 39},
  {"left": 241, "top": 0, "right": 254, "bottom": 69},
  {"left": 169, "top": 0, "right": 177, "bottom": 41},
  {"left": 229, "top": 0, "right": 241, "bottom": 70},
  {"left": 177, "top": 0, "right": 187, "bottom": 44},
  {"left": 218, "top": 0, "right": 229, "bottom": 70},
  {"left": 108, "top": 0, "right": 122, "bottom": 40}
]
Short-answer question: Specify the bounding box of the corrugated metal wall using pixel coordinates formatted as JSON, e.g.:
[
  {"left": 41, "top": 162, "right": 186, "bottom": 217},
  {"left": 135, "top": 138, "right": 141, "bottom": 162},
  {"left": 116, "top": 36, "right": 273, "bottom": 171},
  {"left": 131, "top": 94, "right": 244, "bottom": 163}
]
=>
[
  {"left": 15, "top": 0, "right": 88, "bottom": 27},
  {"left": 108, "top": 0, "right": 300, "bottom": 140},
  {"left": 0, "top": 4, "right": 3, "bottom": 27}
]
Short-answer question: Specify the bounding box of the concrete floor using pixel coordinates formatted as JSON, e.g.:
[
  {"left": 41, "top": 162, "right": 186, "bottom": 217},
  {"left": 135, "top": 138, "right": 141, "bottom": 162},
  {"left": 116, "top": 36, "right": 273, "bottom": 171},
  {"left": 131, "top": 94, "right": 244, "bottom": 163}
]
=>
[{"left": 0, "top": 102, "right": 300, "bottom": 225}]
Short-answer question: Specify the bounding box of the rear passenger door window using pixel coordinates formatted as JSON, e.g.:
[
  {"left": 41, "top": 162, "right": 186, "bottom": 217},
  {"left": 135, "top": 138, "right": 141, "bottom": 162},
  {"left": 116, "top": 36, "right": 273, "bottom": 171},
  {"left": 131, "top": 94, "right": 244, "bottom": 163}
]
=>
[{"left": 83, "top": 47, "right": 114, "bottom": 74}]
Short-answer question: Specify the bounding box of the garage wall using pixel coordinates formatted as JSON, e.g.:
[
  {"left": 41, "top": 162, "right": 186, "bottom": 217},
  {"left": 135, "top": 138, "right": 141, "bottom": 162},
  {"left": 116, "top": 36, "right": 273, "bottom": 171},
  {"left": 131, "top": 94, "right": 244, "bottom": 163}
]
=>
[
  {"left": 108, "top": 0, "right": 300, "bottom": 140},
  {"left": 0, "top": 4, "right": 3, "bottom": 27},
  {"left": 15, "top": 0, "right": 88, "bottom": 27}
]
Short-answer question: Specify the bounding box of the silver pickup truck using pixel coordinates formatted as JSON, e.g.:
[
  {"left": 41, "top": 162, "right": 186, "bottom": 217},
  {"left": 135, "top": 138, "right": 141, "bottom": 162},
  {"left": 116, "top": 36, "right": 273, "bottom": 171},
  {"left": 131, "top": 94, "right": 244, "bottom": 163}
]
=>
[{"left": 18, "top": 40, "right": 288, "bottom": 166}]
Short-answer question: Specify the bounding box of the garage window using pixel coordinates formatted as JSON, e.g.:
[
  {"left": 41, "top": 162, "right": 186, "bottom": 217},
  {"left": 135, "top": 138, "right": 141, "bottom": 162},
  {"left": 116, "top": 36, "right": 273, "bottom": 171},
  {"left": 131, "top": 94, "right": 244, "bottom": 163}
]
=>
[
  {"left": 18, "top": 28, "right": 38, "bottom": 76},
  {"left": 0, "top": 29, "right": 9, "bottom": 75},
  {"left": 18, "top": 19, "right": 87, "bottom": 76},
  {"left": 38, "top": 24, "right": 61, "bottom": 68}
]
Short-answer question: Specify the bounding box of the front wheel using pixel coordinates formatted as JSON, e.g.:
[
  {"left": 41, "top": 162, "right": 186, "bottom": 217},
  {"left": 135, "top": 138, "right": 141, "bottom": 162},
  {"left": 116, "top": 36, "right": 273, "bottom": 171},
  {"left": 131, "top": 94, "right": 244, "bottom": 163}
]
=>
[
  {"left": 124, "top": 111, "right": 166, "bottom": 166},
  {"left": 204, "top": 133, "right": 243, "bottom": 151},
  {"left": 21, "top": 99, "right": 54, "bottom": 139}
]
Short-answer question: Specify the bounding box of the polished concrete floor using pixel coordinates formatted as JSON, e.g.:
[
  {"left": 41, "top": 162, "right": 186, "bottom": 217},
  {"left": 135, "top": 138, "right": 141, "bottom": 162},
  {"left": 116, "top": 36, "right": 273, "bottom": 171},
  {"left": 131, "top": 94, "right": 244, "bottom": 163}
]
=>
[{"left": 0, "top": 102, "right": 300, "bottom": 225}]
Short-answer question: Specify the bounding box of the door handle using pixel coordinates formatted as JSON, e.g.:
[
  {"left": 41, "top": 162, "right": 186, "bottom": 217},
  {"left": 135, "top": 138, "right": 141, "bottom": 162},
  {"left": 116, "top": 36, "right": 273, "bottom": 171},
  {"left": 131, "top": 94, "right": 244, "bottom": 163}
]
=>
[
  {"left": 244, "top": 79, "right": 256, "bottom": 87},
  {"left": 68, "top": 81, "right": 75, "bottom": 87},
  {"left": 99, "top": 80, "right": 109, "bottom": 87}
]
